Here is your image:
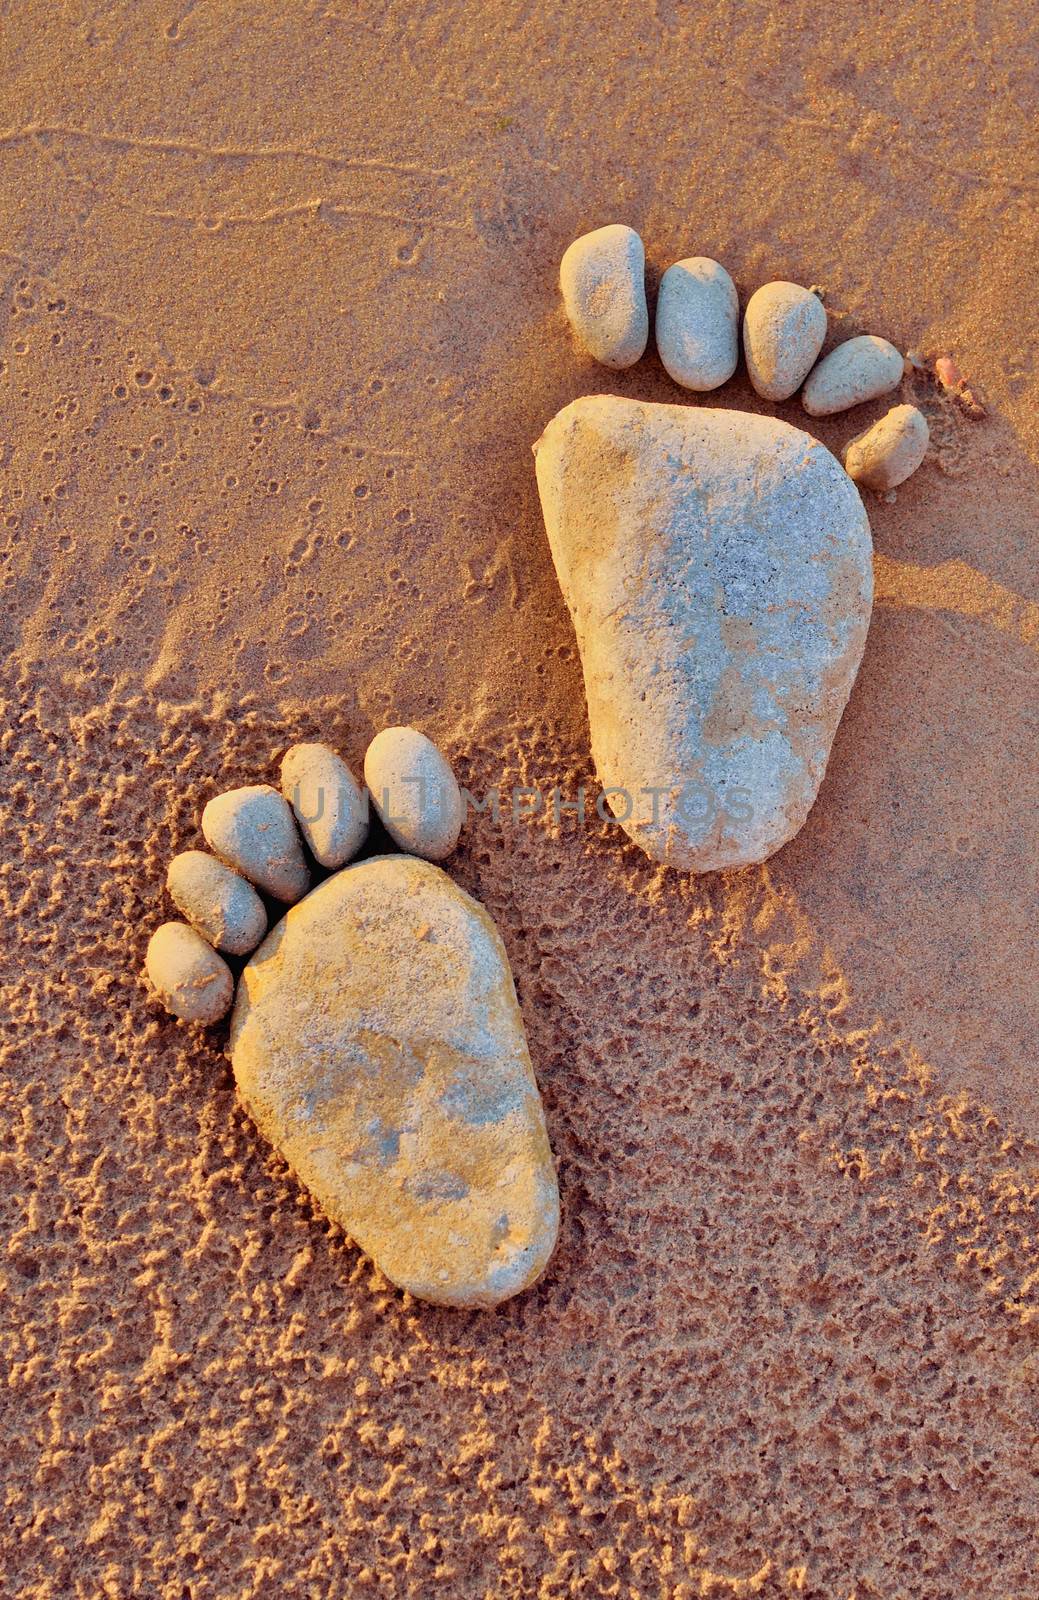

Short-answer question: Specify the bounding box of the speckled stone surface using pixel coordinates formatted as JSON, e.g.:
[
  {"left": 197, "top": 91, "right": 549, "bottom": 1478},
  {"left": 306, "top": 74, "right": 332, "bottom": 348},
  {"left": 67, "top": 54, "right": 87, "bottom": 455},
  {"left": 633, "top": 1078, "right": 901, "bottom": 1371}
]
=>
[
  {"left": 559, "top": 224, "right": 649, "bottom": 370},
  {"left": 534, "top": 395, "right": 874, "bottom": 870},
  {"left": 230, "top": 854, "right": 559, "bottom": 1308}
]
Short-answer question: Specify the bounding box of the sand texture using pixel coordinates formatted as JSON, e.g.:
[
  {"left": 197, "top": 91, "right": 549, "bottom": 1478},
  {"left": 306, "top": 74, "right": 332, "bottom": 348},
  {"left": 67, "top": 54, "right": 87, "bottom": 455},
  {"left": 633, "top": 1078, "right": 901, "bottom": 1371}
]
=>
[{"left": 2, "top": 3, "right": 1039, "bottom": 1596}]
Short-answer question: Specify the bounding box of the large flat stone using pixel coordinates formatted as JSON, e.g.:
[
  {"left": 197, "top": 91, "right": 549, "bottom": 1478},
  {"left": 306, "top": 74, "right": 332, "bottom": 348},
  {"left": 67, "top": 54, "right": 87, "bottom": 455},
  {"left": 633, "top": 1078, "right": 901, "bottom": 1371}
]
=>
[
  {"left": 230, "top": 855, "right": 559, "bottom": 1308},
  {"left": 534, "top": 395, "right": 873, "bottom": 870}
]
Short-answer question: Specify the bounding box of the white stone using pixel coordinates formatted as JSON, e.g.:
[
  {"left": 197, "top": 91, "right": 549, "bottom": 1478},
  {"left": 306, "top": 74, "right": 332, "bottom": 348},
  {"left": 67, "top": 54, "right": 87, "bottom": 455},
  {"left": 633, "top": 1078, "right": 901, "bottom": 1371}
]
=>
[
  {"left": 145, "top": 921, "right": 234, "bottom": 1024},
  {"left": 802, "top": 334, "right": 904, "bottom": 416},
  {"left": 281, "top": 742, "right": 368, "bottom": 869},
  {"left": 843, "top": 404, "right": 929, "bottom": 491},
  {"left": 364, "top": 727, "right": 464, "bottom": 861},
  {"left": 655, "top": 257, "right": 739, "bottom": 391},
  {"left": 743, "top": 281, "right": 827, "bottom": 401},
  {"left": 201, "top": 785, "right": 310, "bottom": 903},
  {"left": 230, "top": 855, "right": 559, "bottom": 1308},
  {"left": 533, "top": 395, "right": 873, "bottom": 872},
  {"left": 559, "top": 224, "right": 649, "bottom": 370},
  {"left": 166, "top": 850, "right": 267, "bottom": 956}
]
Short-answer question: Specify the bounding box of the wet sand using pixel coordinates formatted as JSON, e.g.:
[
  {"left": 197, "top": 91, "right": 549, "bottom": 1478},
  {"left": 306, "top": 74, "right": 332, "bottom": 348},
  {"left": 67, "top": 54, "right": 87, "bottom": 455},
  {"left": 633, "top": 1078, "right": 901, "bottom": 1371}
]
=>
[{"left": 2, "top": 3, "right": 1038, "bottom": 1595}]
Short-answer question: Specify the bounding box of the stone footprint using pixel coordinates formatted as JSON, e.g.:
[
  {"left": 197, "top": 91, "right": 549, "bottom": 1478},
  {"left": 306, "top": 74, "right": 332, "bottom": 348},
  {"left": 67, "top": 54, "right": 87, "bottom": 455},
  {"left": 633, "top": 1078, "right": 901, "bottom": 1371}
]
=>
[
  {"left": 144, "top": 730, "right": 559, "bottom": 1310},
  {"left": 546, "top": 227, "right": 935, "bottom": 871}
]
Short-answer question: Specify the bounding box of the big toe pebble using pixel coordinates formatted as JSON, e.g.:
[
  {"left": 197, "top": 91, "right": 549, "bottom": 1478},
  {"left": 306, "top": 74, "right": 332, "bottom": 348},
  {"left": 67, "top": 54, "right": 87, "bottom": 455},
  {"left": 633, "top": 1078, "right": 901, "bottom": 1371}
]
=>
[
  {"left": 166, "top": 850, "right": 268, "bottom": 955},
  {"left": 145, "top": 921, "right": 234, "bottom": 1024},
  {"left": 202, "top": 785, "right": 310, "bottom": 902},
  {"left": 802, "top": 334, "right": 904, "bottom": 416},
  {"left": 364, "top": 727, "right": 464, "bottom": 861},
  {"left": 655, "top": 257, "right": 739, "bottom": 391},
  {"left": 843, "top": 403, "right": 929, "bottom": 490},
  {"left": 534, "top": 395, "right": 873, "bottom": 871},
  {"left": 743, "top": 281, "right": 827, "bottom": 401},
  {"left": 560, "top": 223, "right": 649, "bottom": 370},
  {"left": 281, "top": 742, "right": 368, "bottom": 869},
  {"left": 230, "top": 855, "right": 560, "bottom": 1308}
]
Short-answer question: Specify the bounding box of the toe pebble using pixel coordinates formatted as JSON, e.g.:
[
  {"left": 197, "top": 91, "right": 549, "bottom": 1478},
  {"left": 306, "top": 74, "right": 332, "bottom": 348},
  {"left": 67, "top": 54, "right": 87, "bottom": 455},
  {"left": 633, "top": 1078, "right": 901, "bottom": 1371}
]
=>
[
  {"left": 842, "top": 403, "right": 929, "bottom": 491},
  {"left": 560, "top": 224, "right": 649, "bottom": 370},
  {"left": 281, "top": 742, "right": 369, "bottom": 869},
  {"left": 146, "top": 921, "right": 234, "bottom": 1024},
  {"left": 802, "top": 335, "right": 904, "bottom": 416},
  {"left": 655, "top": 257, "right": 739, "bottom": 392},
  {"left": 364, "top": 727, "right": 464, "bottom": 861},
  {"left": 743, "top": 281, "right": 827, "bottom": 401},
  {"left": 201, "top": 785, "right": 310, "bottom": 902},
  {"left": 166, "top": 850, "right": 268, "bottom": 955}
]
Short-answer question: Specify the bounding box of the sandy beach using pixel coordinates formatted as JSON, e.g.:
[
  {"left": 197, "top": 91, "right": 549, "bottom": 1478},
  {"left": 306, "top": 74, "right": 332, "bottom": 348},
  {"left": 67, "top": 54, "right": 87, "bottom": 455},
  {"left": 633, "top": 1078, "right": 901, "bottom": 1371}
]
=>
[{"left": 2, "top": 3, "right": 1038, "bottom": 1594}]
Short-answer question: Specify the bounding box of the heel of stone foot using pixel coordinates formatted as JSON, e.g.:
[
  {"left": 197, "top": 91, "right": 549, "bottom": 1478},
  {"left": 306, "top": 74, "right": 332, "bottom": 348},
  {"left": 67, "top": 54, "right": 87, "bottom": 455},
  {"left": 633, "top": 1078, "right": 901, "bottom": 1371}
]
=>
[
  {"left": 143, "top": 726, "right": 464, "bottom": 1025},
  {"left": 556, "top": 225, "right": 975, "bottom": 492}
]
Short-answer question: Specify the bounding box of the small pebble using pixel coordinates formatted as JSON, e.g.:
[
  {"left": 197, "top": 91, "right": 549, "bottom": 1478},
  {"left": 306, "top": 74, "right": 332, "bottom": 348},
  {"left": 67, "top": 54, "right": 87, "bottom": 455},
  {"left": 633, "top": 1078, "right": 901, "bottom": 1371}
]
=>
[
  {"left": 743, "top": 281, "right": 827, "bottom": 401},
  {"left": 655, "top": 257, "right": 739, "bottom": 391},
  {"left": 842, "top": 404, "right": 930, "bottom": 491},
  {"left": 281, "top": 742, "right": 368, "bottom": 869},
  {"left": 364, "top": 727, "right": 464, "bottom": 861},
  {"left": 145, "top": 921, "right": 234, "bottom": 1024},
  {"left": 559, "top": 224, "right": 649, "bottom": 370},
  {"left": 802, "top": 334, "right": 904, "bottom": 416},
  {"left": 201, "top": 785, "right": 310, "bottom": 902},
  {"left": 166, "top": 850, "right": 268, "bottom": 955}
]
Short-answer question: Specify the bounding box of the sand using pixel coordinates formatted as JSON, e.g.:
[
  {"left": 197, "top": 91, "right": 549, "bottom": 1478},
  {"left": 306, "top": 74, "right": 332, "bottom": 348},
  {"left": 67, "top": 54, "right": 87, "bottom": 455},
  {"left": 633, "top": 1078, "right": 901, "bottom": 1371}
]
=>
[{"left": 2, "top": 3, "right": 1038, "bottom": 1595}]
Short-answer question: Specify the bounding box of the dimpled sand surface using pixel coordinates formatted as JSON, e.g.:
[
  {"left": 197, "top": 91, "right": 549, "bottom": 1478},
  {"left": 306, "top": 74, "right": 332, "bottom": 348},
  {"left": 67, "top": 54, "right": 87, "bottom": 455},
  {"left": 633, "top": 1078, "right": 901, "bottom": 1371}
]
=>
[{"left": 2, "top": 5, "right": 1039, "bottom": 1598}]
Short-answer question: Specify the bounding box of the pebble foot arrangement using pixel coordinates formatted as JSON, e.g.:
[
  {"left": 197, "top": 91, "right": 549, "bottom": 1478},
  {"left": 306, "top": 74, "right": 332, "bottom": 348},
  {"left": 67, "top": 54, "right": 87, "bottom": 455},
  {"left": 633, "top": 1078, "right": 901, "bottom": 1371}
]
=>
[
  {"left": 143, "top": 730, "right": 560, "bottom": 1310},
  {"left": 551, "top": 224, "right": 953, "bottom": 871}
]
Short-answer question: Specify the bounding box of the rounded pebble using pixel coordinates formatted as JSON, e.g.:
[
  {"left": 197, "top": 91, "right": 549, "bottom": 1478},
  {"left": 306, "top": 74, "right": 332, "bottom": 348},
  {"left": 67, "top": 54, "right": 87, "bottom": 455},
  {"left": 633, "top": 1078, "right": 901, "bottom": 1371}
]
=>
[
  {"left": 559, "top": 224, "right": 649, "bottom": 370},
  {"left": 655, "top": 256, "right": 739, "bottom": 391},
  {"left": 802, "top": 334, "right": 904, "bottom": 416},
  {"left": 145, "top": 921, "right": 234, "bottom": 1024},
  {"left": 842, "top": 404, "right": 929, "bottom": 491},
  {"left": 201, "top": 785, "right": 310, "bottom": 902},
  {"left": 166, "top": 850, "right": 268, "bottom": 955},
  {"left": 280, "top": 742, "right": 369, "bottom": 869},
  {"left": 364, "top": 727, "right": 464, "bottom": 861},
  {"left": 743, "top": 281, "right": 827, "bottom": 401}
]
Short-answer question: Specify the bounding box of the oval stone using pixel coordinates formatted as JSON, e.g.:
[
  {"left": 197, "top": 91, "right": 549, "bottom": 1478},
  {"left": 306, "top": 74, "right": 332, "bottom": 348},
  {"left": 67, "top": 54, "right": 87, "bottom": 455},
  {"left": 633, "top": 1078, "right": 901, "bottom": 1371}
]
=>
[
  {"left": 802, "top": 334, "right": 903, "bottom": 416},
  {"left": 655, "top": 256, "right": 739, "bottom": 391},
  {"left": 166, "top": 850, "right": 268, "bottom": 955},
  {"left": 230, "top": 855, "right": 559, "bottom": 1308},
  {"left": 743, "top": 281, "right": 827, "bottom": 401},
  {"left": 533, "top": 395, "right": 873, "bottom": 871},
  {"left": 843, "top": 403, "right": 929, "bottom": 491},
  {"left": 202, "top": 785, "right": 310, "bottom": 903},
  {"left": 559, "top": 223, "right": 649, "bottom": 370},
  {"left": 281, "top": 742, "right": 368, "bottom": 869},
  {"left": 364, "top": 726, "right": 464, "bottom": 861},
  {"left": 145, "top": 921, "right": 234, "bottom": 1024}
]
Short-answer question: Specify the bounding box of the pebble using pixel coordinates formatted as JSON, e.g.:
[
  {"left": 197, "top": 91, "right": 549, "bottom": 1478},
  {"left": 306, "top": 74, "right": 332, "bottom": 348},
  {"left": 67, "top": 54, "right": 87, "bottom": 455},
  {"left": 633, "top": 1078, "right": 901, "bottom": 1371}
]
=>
[
  {"left": 364, "top": 727, "right": 464, "bottom": 861},
  {"left": 842, "top": 403, "right": 930, "bottom": 490},
  {"left": 230, "top": 854, "right": 559, "bottom": 1308},
  {"left": 655, "top": 256, "right": 739, "bottom": 391},
  {"left": 280, "top": 742, "right": 368, "bottom": 869},
  {"left": 166, "top": 850, "right": 268, "bottom": 956},
  {"left": 534, "top": 395, "right": 873, "bottom": 871},
  {"left": 559, "top": 223, "right": 649, "bottom": 370},
  {"left": 743, "top": 281, "right": 827, "bottom": 400},
  {"left": 201, "top": 785, "right": 310, "bottom": 903},
  {"left": 145, "top": 921, "right": 234, "bottom": 1024},
  {"left": 802, "top": 334, "right": 904, "bottom": 416}
]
